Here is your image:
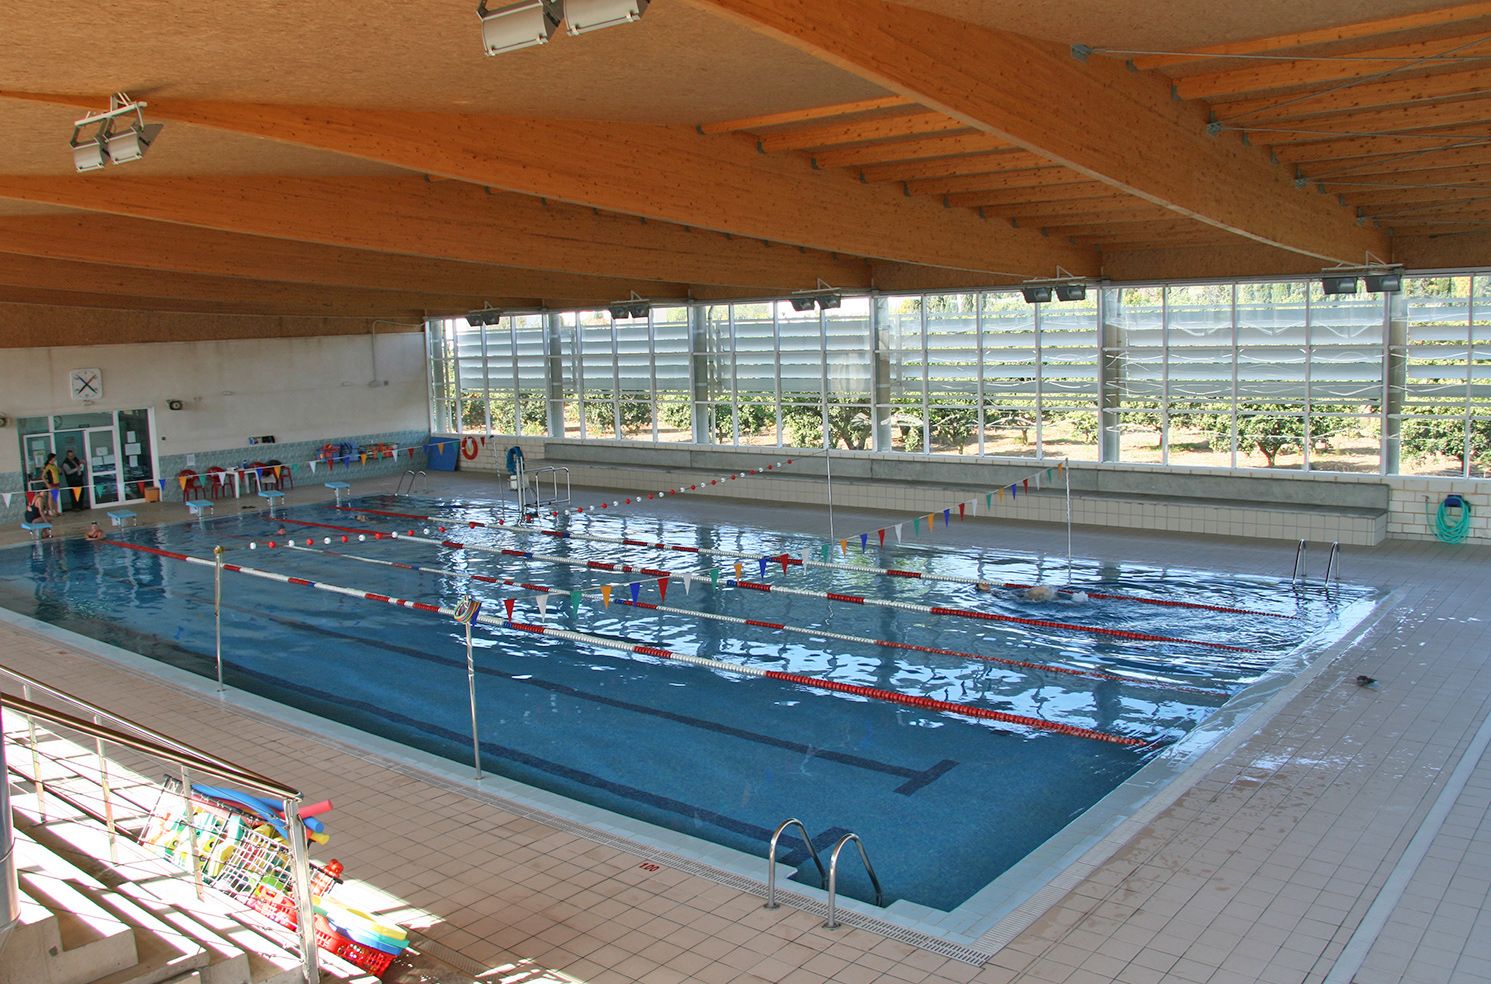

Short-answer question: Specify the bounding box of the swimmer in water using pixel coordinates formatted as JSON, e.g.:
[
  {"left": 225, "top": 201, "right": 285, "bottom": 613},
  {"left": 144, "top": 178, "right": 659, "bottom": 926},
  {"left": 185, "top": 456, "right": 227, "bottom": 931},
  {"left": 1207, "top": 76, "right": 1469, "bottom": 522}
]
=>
[
  {"left": 84, "top": 522, "right": 105, "bottom": 541},
  {"left": 354, "top": 513, "right": 371, "bottom": 522},
  {"left": 975, "top": 581, "right": 993, "bottom": 593},
  {"left": 1025, "top": 584, "right": 1058, "bottom": 602}
]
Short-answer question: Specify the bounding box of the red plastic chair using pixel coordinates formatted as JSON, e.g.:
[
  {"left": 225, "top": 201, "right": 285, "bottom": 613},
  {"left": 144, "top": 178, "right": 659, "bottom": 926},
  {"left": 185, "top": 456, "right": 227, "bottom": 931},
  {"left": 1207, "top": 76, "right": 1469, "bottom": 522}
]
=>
[
  {"left": 204, "top": 466, "right": 229, "bottom": 500},
  {"left": 178, "top": 469, "right": 205, "bottom": 501},
  {"left": 266, "top": 459, "right": 293, "bottom": 491}
]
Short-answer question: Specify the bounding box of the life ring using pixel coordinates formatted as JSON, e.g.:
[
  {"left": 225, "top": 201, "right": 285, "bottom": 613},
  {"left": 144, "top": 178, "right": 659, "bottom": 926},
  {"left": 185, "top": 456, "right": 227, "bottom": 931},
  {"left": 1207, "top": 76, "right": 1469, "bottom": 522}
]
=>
[{"left": 460, "top": 437, "right": 480, "bottom": 460}]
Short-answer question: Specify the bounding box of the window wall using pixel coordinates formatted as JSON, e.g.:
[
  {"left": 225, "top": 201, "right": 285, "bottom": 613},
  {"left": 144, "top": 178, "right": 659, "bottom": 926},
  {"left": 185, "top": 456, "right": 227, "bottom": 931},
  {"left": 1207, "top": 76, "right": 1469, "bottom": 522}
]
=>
[{"left": 428, "top": 272, "right": 1491, "bottom": 479}]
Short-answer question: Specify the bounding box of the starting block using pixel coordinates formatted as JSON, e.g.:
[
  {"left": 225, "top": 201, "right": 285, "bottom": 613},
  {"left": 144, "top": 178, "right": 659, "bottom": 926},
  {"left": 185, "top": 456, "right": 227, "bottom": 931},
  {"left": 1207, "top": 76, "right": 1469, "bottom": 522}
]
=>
[
  {"left": 185, "top": 501, "right": 213, "bottom": 521},
  {"left": 20, "top": 522, "right": 52, "bottom": 540},
  {"left": 258, "top": 490, "right": 286, "bottom": 516},
  {"left": 325, "top": 481, "right": 351, "bottom": 506},
  {"left": 108, "top": 510, "right": 138, "bottom": 528}
]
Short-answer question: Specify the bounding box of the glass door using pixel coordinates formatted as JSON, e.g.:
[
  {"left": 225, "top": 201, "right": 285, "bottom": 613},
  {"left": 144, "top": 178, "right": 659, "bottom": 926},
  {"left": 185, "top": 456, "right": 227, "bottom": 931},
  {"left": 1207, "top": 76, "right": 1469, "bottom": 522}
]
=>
[
  {"left": 86, "top": 427, "right": 122, "bottom": 508},
  {"left": 22, "top": 433, "right": 53, "bottom": 493}
]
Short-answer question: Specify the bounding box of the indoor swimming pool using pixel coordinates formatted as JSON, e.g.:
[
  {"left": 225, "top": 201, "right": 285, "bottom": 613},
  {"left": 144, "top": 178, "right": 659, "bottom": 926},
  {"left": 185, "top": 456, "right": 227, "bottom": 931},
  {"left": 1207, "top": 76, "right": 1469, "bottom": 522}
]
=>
[{"left": 0, "top": 494, "right": 1377, "bottom": 914}]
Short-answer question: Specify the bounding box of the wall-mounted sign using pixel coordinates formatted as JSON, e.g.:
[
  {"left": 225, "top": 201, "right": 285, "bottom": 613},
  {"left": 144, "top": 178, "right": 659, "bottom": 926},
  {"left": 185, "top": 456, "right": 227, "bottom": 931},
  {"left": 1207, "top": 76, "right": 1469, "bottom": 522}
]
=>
[{"left": 69, "top": 367, "right": 103, "bottom": 402}]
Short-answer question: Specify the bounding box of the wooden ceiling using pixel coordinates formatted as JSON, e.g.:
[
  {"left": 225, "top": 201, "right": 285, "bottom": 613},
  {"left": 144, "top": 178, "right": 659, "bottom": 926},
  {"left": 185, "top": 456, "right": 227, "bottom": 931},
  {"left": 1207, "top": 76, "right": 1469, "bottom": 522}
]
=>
[{"left": 1, "top": 0, "right": 1490, "bottom": 343}]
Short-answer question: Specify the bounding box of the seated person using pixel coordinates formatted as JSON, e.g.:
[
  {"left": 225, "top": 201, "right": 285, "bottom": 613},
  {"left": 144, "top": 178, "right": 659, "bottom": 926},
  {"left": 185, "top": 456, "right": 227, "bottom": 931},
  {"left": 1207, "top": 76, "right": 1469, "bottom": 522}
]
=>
[
  {"left": 22, "top": 499, "right": 53, "bottom": 537},
  {"left": 84, "top": 522, "right": 106, "bottom": 541}
]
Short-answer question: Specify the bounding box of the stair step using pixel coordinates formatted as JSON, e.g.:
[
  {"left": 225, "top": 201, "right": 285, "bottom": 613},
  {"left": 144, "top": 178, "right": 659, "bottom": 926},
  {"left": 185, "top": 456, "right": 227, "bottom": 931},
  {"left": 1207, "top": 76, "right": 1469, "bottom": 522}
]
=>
[{"left": 9, "top": 866, "right": 139, "bottom": 984}]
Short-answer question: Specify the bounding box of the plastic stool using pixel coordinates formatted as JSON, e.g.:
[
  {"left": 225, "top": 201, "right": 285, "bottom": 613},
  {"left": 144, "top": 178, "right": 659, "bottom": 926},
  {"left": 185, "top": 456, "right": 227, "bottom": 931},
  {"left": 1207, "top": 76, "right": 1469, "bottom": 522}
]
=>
[
  {"left": 258, "top": 490, "right": 285, "bottom": 516},
  {"left": 185, "top": 500, "right": 213, "bottom": 521},
  {"left": 20, "top": 522, "right": 52, "bottom": 540},
  {"left": 107, "top": 510, "right": 138, "bottom": 528},
  {"left": 325, "top": 481, "right": 350, "bottom": 506}
]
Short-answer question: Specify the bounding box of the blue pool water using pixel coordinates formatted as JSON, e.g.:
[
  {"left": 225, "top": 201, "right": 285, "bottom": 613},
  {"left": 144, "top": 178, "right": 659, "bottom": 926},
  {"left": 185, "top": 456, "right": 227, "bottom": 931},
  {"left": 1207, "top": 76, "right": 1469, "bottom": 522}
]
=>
[{"left": 0, "top": 495, "right": 1375, "bottom": 912}]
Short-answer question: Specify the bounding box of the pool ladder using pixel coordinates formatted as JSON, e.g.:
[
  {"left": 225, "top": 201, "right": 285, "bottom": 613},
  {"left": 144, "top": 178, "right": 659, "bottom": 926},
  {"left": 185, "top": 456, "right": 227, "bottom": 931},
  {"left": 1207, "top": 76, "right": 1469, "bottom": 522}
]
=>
[
  {"left": 395, "top": 470, "right": 429, "bottom": 496},
  {"left": 765, "top": 818, "right": 884, "bottom": 929},
  {"left": 1290, "top": 539, "right": 1341, "bottom": 590}
]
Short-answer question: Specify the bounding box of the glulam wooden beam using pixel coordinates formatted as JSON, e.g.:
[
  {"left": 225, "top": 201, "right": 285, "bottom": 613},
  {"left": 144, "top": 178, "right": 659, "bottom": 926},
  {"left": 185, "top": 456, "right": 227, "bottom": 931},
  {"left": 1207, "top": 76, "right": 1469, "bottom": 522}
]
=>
[
  {"left": 1216, "top": 67, "right": 1491, "bottom": 124},
  {"left": 857, "top": 151, "right": 1052, "bottom": 183},
  {"left": 0, "top": 175, "right": 869, "bottom": 290},
  {"left": 0, "top": 214, "right": 686, "bottom": 301},
  {"left": 698, "top": 96, "right": 913, "bottom": 133},
  {"left": 759, "top": 111, "right": 965, "bottom": 151},
  {"left": 809, "top": 133, "right": 1011, "bottom": 168},
  {"left": 0, "top": 252, "right": 527, "bottom": 317},
  {"left": 908, "top": 168, "right": 1095, "bottom": 197},
  {"left": 1132, "top": 3, "right": 1491, "bottom": 71},
  {"left": 1175, "top": 32, "right": 1491, "bottom": 101},
  {"left": 0, "top": 92, "right": 1091, "bottom": 279},
  {"left": 1298, "top": 143, "right": 1491, "bottom": 178},
  {"left": 1240, "top": 98, "right": 1491, "bottom": 145},
  {"left": 688, "top": 0, "right": 1386, "bottom": 264}
]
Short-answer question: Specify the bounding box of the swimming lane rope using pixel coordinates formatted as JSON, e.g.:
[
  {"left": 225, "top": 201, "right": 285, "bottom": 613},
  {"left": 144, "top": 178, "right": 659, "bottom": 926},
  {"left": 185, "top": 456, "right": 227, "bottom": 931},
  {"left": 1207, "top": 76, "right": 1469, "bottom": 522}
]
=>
[
  {"left": 96, "top": 540, "right": 1149, "bottom": 746},
  {"left": 340, "top": 506, "right": 1292, "bottom": 620},
  {"left": 266, "top": 537, "right": 1228, "bottom": 697},
  {"left": 303, "top": 517, "right": 1256, "bottom": 653}
]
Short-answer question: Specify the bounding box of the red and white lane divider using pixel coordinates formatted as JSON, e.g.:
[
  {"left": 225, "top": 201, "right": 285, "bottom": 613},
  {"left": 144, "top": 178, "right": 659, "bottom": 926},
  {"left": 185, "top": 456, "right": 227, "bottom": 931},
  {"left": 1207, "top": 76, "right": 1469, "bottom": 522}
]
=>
[
  {"left": 549, "top": 458, "right": 804, "bottom": 518},
  {"left": 725, "top": 579, "right": 1259, "bottom": 653},
  {"left": 254, "top": 535, "right": 1226, "bottom": 696},
  {"left": 304, "top": 517, "right": 1250, "bottom": 653},
  {"left": 341, "top": 506, "right": 1291, "bottom": 620},
  {"left": 97, "top": 540, "right": 1147, "bottom": 746},
  {"left": 271, "top": 518, "right": 683, "bottom": 605}
]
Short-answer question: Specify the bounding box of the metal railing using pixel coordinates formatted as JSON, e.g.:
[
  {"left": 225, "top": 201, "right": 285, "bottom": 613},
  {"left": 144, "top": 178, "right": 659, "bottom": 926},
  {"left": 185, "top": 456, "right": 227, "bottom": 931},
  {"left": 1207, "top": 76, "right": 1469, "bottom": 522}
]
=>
[
  {"left": 394, "top": 470, "right": 429, "bottom": 496},
  {"left": 517, "top": 465, "right": 570, "bottom": 518},
  {"left": 1290, "top": 539, "right": 1307, "bottom": 585},
  {"left": 763, "top": 818, "right": 825, "bottom": 909},
  {"left": 0, "top": 666, "right": 320, "bottom": 983},
  {"left": 1324, "top": 540, "right": 1341, "bottom": 588},
  {"left": 825, "top": 832, "right": 883, "bottom": 929}
]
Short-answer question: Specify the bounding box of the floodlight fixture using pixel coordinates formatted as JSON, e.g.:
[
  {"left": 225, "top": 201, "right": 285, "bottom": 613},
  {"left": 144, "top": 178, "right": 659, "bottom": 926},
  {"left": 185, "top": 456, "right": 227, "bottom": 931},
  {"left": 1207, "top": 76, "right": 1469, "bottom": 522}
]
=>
[
  {"left": 787, "top": 279, "right": 843, "bottom": 311},
  {"left": 69, "top": 93, "right": 162, "bottom": 172},
  {"left": 1322, "top": 254, "right": 1402, "bottom": 297},
  {"left": 1364, "top": 272, "right": 1403, "bottom": 294},
  {"left": 1019, "top": 266, "right": 1090, "bottom": 305},
  {"left": 105, "top": 121, "right": 164, "bottom": 164},
  {"left": 565, "top": 0, "right": 648, "bottom": 34},
  {"left": 466, "top": 304, "right": 504, "bottom": 326},
  {"left": 477, "top": 0, "right": 562, "bottom": 55},
  {"left": 608, "top": 291, "right": 650, "bottom": 319}
]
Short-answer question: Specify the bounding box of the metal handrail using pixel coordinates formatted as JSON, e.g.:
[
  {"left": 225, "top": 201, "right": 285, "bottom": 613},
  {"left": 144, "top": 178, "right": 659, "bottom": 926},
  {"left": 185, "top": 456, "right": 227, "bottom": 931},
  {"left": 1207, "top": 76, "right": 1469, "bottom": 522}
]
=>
[
  {"left": 0, "top": 676, "right": 320, "bottom": 983},
  {"left": 824, "top": 832, "right": 884, "bottom": 929},
  {"left": 763, "top": 818, "right": 826, "bottom": 909},
  {"left": 395, "top": 470, "right": 417, "bottom": 495},
  {"left": 1290, "top": 539, "right": 1307, "bottom": 585},
  {"left": 412, "top": 470, "right": 429, "bottom": 495},
  {"left": 0, "top": 666, "right": 289, "bottom": 799},
  {"left": 1324, "top": 541, "right": 1341, "bottom": 587}
]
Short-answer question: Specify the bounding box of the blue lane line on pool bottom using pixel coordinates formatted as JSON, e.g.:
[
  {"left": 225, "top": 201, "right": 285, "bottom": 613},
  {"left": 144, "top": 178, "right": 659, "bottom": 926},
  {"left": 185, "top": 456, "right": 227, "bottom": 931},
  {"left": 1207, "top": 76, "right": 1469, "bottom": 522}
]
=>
[
  {"left": 247, "top": 597, "right": 962, "bottom": 793},
  {"left": 223, "top": 658, "right": 864, "bottom": 874},
  {"left": 82, "top": 562, "right": 960, "bottom": 793}
]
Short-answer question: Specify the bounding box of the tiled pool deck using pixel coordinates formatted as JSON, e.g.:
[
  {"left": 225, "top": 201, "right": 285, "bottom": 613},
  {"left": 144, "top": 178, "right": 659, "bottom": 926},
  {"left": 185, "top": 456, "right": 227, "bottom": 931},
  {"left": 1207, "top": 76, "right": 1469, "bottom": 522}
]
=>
[{"left": 2, "top": 471, "right": 1488, "bottom": 983}]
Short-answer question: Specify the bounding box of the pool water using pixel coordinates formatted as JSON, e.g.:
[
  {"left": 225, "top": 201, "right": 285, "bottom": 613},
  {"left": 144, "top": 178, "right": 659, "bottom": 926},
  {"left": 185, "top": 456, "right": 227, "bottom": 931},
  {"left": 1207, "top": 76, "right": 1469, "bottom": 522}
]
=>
[{"left": 0, "top": 495, "right": 1375, "bottom": 913}]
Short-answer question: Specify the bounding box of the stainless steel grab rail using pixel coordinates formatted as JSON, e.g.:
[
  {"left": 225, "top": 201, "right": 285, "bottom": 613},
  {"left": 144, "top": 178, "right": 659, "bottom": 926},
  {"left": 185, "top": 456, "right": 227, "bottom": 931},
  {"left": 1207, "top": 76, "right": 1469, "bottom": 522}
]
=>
[
  {"left": 0, "top": 671, "right": 320, "bottom": 983},
  {"left": 763, "top": 818, "right": 826, "bottom": 909},
  {"left": 1290, "top": 539, "right": 1307, "bottom": 585},
  {"left": 1324, "top": 540, "right": 1341, "bottom": 588},
  {"left": 825, "top": 833, "right": 884, "bottom": 929}
]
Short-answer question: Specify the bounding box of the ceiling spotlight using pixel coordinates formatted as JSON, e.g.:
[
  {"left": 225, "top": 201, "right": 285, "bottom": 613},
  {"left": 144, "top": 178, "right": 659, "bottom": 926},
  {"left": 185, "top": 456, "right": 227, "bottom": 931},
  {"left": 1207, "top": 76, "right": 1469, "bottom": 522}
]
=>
[
  {"left": 466, "top": 305, "right": 504, "bottom": 326},
  {"left": 105, "top": 121, "right": 164, "bottom": 165},
  {"left": 566, "top": 0, "right": 648, "bottom": 34},
  {"left": 609, "top": 291, "right": 650, "bottom": 319},
  {"left": 1019, "top": 267, "right": 1090, "bottom": 305},
  {"left": 69, "top": 93, "right": 162, "bottom": 173},
  {"left": 1320, "top": 276, "right": 1359, "bottom": 296},
  {"left": 1364, "top": 272, "right": 1403, "bottom": 294},
  {"left": 788, "top": 279, "right": 843, "bottom": 311},
  {"left": 477, "top": 0, "right": 562, "bottom": 55}
]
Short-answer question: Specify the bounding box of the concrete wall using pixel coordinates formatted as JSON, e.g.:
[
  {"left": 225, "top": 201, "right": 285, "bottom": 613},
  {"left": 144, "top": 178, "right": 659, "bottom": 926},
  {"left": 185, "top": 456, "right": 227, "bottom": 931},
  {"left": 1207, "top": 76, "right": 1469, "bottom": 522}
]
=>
[{"left": 3, "top": 333, "right": 430, "bottom": 520}]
